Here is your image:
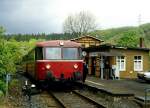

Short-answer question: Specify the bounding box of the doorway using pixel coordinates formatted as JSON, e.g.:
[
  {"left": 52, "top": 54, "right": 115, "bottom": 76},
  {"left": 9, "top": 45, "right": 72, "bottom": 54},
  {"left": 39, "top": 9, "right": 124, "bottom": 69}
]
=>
[
  {"left": 91, "top": 57, "right": 96, "bottom": 75},
  {"left": 104, "top": 57, "right": 111, "bottom": 79}
]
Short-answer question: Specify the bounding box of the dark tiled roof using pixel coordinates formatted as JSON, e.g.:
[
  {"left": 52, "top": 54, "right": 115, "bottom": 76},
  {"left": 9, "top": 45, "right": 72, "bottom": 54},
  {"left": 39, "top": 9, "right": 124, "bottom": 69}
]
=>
[
  {"left": 83, "top": 44, "right": 150, "bottom": 52},
  {"left": 111, "top": 45, "right": 150, "bottom": 51}
]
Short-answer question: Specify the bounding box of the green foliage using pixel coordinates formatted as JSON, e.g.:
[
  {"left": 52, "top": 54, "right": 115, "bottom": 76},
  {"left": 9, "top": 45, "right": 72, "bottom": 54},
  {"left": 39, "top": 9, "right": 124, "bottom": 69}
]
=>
[
  {"left": 90, "top": 23, "right": 150, "bottom": 47},
  {"left": 0, "top": 90, "right": 4, "bottom": 98},
  {"left": 0, "top": 38, "right": 36, "bottom": 93},
  {"left": 0, "top": 39, "right": 19, "bottom": 75},
  {"left": 0, "top": 26, "right": 5, "bottom": 37},
  {"left": 2, "top": 23, "right": 150, "bottom": 48},
  {"left": 90, "top": 27, "right": 134, "bottom": 40},
  {"left": 4, "top": 33, "right": 75, "bottom": 41},
  {"left": 140, "top": 23, "right": 150, "bottom": 43},
  {"left": 9, "top": 79, "right": 19, "bottom": 95},
  {"left": 9, "top": 79, "right": 19, "bottom": 87},
  {"left": 0, "top": 80, "right": 6, "bottom": 93},
  {"left": 0, "top": 26, "right": 36, "bottom": 93},
  {"left": 117, "top": 29, "right": 139, "bottom": 47}
]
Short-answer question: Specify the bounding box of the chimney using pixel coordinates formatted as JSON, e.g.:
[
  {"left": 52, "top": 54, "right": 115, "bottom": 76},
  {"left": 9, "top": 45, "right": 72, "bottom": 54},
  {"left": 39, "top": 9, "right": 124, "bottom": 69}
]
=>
[{"left": 139, "top": 37, "right": 144, "bottom": 48}]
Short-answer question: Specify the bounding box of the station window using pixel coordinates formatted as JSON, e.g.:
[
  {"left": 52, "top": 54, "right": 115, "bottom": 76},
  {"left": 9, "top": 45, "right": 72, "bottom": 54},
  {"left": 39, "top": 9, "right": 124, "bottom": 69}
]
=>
[
  {"left": 116, "top": 56, "right": 126, "bottom": 71},
  {"left": 134, "top": 56, "right": 143, "bottom": 71},
  {"left": 85, "top": 44, "right": 89, "bottom": 48}
]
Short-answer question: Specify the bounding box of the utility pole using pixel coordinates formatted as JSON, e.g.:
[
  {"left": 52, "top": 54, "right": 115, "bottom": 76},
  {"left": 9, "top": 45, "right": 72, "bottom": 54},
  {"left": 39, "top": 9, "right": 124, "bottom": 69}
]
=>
[
  {"left": 138, "top": 14, "right": 145, "bottom": 38},
  {"left": 138, "top": 14, "right": 141, "bottom": 26}
]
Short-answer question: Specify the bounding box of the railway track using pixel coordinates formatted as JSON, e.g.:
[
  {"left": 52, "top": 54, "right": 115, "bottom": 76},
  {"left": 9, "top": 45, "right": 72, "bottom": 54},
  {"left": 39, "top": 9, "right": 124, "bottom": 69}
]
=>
[
  {"left": 73, "top": 90, "right": 106, "bottom": 107},
  {"left": 20, "top": 73, "right": 141, "bottom": 108},
  {"left": 74, "top": 89, "right": 140, "bottom": 108},
  {"left": 49, "top": 90, "right": 105, "bottom": 108},
  {"left": 32, "top": 91, "right": 63, "bottom": 108},
  {"left": 74, "top": 82, "right": 141, "bottom": 108}
]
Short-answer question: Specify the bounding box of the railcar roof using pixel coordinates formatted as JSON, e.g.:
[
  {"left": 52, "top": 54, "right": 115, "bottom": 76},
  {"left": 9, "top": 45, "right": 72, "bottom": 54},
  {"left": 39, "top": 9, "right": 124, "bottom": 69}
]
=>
[{"left": 36, "top": 40, "right": 81, "bottom": 47}]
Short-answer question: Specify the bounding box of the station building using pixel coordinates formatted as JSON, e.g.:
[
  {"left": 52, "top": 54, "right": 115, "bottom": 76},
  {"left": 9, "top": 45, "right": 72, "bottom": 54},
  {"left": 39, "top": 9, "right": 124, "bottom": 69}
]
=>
[{"left": 71, "top": 35, "right": 150, "bottom": 79}]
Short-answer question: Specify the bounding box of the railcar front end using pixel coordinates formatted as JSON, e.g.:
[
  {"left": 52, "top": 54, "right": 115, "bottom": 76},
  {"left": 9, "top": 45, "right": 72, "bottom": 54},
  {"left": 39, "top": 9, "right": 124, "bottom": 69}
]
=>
[
  {"left": 36, "top": 60, "right": 83, "bottom": 82},
  {"left": 34, "top": 40, "right": 83, "bottom": 83}
]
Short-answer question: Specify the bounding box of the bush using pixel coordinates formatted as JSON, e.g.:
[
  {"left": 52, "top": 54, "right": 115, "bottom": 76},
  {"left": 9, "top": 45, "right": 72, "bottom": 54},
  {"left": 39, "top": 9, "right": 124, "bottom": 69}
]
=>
[
  {"left": 0, "top": 80, "right": 6, "bottom": 94},
  {"left": 0, "top": 90, "right": 4, "bottom": 98},
  {"left": 9, "top": 79, "right": 19, "bottom": 88},
  {"left": 9, "top": 79, "right": 20, "bottom": 96}
]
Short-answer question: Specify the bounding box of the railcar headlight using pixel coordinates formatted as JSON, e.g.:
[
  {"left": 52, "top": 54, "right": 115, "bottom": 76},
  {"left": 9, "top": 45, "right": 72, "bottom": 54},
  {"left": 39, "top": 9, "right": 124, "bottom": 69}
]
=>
[
  {"left": 74, "top": 64, "right": 78, "bottom": 69},
  {"left": 59, "top": 41, "right": 64, "bottom": 46},
  {"left": 46, "top": 64, "right": 51, "bottom": 69}
]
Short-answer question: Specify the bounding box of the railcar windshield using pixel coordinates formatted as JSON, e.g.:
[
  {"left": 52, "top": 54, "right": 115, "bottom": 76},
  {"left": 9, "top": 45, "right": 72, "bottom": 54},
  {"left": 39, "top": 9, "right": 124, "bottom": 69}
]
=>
[
  {"left": 45, "top": 47, "right": 81, "bottom": 60},
  {"left": 45, "top": 48, "right": 61, "bottom": 59},
  {"left": 63, "top": 48, "right": 78, "bottom": 60}
]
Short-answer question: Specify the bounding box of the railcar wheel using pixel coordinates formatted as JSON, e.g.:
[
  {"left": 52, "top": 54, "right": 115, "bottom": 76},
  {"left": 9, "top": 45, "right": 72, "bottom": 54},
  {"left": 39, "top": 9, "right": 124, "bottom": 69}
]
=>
[{"left": 38, "top": 81, "right": 49, "bottom": 89}]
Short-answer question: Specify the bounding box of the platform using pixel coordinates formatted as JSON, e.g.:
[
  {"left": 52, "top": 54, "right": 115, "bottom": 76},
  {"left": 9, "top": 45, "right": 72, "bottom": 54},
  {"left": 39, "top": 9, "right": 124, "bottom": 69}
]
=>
[{"left": 85, "top": 76, "right": 150, "bottom": 97}]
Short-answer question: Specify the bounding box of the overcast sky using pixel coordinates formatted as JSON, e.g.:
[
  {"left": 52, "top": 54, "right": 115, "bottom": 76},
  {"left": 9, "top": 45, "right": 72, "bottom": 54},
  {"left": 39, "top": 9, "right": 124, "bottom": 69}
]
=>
[{"left": 0, "top": 0, "right": 150, "bottom": 34}]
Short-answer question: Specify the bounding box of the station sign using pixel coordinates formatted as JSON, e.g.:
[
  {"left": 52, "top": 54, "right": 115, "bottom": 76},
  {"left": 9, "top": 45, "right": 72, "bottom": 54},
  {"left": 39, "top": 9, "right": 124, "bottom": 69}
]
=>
[{"left": 89, "top": 52, "right": 99, "bottom": 57}]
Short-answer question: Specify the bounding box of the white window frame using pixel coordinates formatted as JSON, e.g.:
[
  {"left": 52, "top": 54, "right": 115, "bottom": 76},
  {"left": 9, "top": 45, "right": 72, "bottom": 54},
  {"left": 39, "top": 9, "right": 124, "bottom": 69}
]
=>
[
  {"left": 116, "top": 56, "right": 126, "bottom": 71},
  {"left": 134, "top": 56, "right": 143, "bottom": 71}
]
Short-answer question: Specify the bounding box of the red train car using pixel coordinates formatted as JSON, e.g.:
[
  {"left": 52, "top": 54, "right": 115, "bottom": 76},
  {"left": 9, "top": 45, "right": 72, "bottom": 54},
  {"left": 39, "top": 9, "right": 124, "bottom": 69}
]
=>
[{"left": 23, "top": 40, "right": 83, "bottom": 84}]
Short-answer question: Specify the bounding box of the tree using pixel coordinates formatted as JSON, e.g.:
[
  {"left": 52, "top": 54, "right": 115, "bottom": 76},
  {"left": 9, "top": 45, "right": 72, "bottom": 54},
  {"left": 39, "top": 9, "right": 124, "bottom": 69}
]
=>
[
  {"left": 0, "top": 26, "right": 5, "bottom": 39},
  {"left": 117, "top": 30, "right": 139, "bottom": 47},
  {"left": 140, "top": 23, "right": 150, "bottom": 40},
  {"left": 63, "top": 11, "right": 97, "bottom": 37}
]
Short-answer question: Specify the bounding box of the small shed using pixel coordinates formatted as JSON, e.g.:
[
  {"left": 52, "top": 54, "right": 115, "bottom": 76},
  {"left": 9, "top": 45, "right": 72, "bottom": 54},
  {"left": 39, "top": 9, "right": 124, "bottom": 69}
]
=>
[{"left": 71, "top": 35, "right": 104, "bottom": 48}]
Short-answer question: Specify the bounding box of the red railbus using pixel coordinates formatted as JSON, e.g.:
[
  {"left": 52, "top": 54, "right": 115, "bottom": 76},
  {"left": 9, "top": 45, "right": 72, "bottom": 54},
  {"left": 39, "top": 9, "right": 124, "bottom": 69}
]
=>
[{"left": 23, "top": 40, "right": 83, "bottom": 84}]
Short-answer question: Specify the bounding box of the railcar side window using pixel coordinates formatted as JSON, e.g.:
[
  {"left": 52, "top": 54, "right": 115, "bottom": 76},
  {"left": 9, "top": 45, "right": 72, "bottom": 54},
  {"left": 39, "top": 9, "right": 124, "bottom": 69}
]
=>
[
  {"left": 63, "top": 48, "right": 78, "bottom": 60},
  {"left": 45, "top": 48, "right": 61, "bottom": 59},
  {"left": 35, "top": 47, "right": 43, "bottom": 60}
]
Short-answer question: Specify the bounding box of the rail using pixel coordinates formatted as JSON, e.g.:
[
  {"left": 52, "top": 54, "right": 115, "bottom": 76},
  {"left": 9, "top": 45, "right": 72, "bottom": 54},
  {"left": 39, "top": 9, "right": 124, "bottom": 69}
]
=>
[
  {"left": 145, "top": 88, "right": 150, "bottom": 108},
  {"left": 49, "top": 90, "right": 105, "bottom": 108},
  {"left": 73, "top": 90, "right": 106, "bottom": 108},
  {"left": 48, "top": 91, "right": 66, "bottom": 108}
]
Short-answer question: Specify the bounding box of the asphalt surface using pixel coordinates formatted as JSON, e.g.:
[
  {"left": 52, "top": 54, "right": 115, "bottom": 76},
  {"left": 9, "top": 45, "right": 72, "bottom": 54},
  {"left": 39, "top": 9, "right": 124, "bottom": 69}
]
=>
[{"left": 85, "top": 76, "right": 150, "bottom": 97}]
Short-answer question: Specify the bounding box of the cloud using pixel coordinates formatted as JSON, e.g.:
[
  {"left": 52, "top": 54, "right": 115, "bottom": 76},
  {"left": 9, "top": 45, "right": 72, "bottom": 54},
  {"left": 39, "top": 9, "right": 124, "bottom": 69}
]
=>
[
  {"left": 0, "top": 0, "right": 150, "bottom": 34},
  {"left": 0, "top": 0, "right": 63, "bottom": 34}
]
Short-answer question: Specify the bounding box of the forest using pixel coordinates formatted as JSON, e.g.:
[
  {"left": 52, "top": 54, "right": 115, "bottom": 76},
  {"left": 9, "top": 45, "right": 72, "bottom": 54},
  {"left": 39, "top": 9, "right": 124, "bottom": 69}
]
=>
[
  {"left": 3, "top": 23, "right": 150, "bottom": 47},
  {"left": 0, "top": 23, "right": 150, "bottom": 96}
]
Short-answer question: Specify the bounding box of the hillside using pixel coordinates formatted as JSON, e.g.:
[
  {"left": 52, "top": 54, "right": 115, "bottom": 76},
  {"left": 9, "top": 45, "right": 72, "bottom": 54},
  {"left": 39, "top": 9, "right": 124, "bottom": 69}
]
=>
[
  {"left": 90, "top": 23, "right": 150, "bottom": 48},
  {"left": 2, "top": 23, "right": 150, "bottom": 48}
]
